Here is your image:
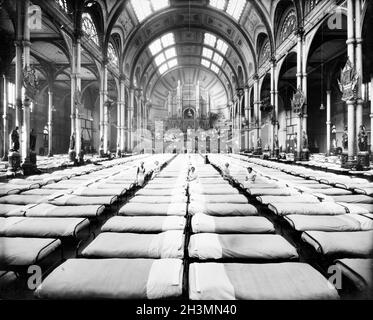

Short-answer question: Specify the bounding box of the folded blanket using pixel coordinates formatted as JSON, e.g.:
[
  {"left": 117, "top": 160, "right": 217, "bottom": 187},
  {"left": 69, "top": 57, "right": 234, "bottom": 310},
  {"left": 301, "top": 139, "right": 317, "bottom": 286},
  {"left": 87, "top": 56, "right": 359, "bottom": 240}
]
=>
[
  {"left": 82, "top": 231, "right": 185, "bottom": 259},
  {"left": 189, "top": 262, "right": 339, "bottom": 300},
  {"left": 129, "top": 195, "right": 187, "bottom": 204},
  {"left": 191, "top": 215, "right": 275, "bottom": 234},
  {"left": 190, "top": 194, "right": 248, "bottom": 204},
  {"left": 135, "top": 188, "right": 186, "bottom": 197},
  {"left": 119, "top": 203, "right": 187, "bottom": 216},
  {"left": 35, "top": 258, "right": 183, "bottom": 299},
  {"left": 101, "top": 216, "right": 186, "bottom": 233},
  {"left": 188, "top": 233, "right": 298, "bottom": 260}
]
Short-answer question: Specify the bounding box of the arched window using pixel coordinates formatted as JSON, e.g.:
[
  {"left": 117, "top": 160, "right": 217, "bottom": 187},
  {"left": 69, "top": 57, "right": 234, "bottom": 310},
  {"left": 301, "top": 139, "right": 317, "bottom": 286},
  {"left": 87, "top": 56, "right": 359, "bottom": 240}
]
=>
[
  {"left": 55, "top": 0, "right": 68, "bottom": 13},
  {"left": 108, "top": 42, "right": 119, "bottom": 67},
  {"left": 278, "top": 9, "right": 297, "bottom": 45},
  {"left": 259, "top": 40, "right": 270, "bottom": 66},
  {"left": 82, "top": 13, "right": 99, "bottom": 46}
]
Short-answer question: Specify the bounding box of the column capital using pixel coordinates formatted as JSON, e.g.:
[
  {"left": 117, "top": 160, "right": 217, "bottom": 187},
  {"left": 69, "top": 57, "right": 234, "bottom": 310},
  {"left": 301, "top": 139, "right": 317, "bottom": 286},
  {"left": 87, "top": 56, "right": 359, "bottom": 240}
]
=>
[
  {"left": 270, "top": 56, "right": 277, "bottom": 65},
  {"left": 294, "top": 27, "right": 305, "bottom": 38},
  {"left": 252, "top": 73, "right": 259, "bottom": 81}
]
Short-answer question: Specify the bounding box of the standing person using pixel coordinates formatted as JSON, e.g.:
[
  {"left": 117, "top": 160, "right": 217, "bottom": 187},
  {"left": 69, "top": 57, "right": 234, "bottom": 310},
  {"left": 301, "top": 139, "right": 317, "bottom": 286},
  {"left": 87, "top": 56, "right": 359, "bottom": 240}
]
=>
[
  {"left": 151, "top": 161, "right": 160, "bottom": 180},
  {"left": 187, "top": 166, "right": 198, "bottom": 182},
  {"left": 222, "top": 163, "right": 231, "bottom": 181},
  {"left": 204, "top": 154, "right": 210, "bottom": 164},
  {"left": 245, "top": 167, "right": 256, "bottom": 184},
  {"left": 136, "top": 161, "right": 146, "bottom": 187}
]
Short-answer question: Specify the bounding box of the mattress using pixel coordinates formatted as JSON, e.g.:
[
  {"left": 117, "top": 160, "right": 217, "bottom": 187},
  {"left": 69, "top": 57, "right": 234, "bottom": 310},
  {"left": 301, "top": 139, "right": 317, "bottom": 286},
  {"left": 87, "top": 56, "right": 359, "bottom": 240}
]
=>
[
  {"left": 188, "top": 203, "right": 258, "bottom": 216},
  {"left": 101, "top": 216, "right": 186, "bottom": 233},
  {"left": 135, "top": 188, "right": 186, "bottom": 196},
  {"left": 301, "top": 230, "right": 373, "bottom": 258},
  {"left": 81, "top": 230, "right": 185, "bottom": 259},
  {"left": 21, "top": 189, "right": 56, "bottom": 196},
  {"left": 309, "top": 188, "right": 353, "bottom": 196},
  {"left": 189, "top": 185, "right": 239, "bottom": 195},
  {"left": 72, "top": 187, "right": 127, "bottom": 197},
  {"left": 188, "top": 233, "right": 298, "bottom": 260},
  {"left": 355, "top": 187, "right": 373, "bottom": 196},
  {"left": 119, "top": 203, "right": 187, "bottom": 216},
  {"left": 44, "top": 194, "right": 117, "bottom": 206},
  {"left": 190, "top": 194, "right": 248, "bottom": 204},
  {"left": 129, "top": 195, "right": 187, "bottom": 204},
  {"left": 23, "top": 203, "right": 105, "bottom": 218},
  {"left": 0, "top": 217, "right": 90, "bottom": 238},
  {"left": 0, "top": 204, "right": 25, "bottom": 217},
  {"left": 257, "top": 194, "right": 320, "bottom": 205},
  {"left": 285, "top": 214, "right": 373, "bottom": 232},
  {"left": 35, "top": 258, "right": 183, "bottom": 299},
  {"left": 247, "top": 188, "right": 299, "bottom": 196},
  {"left": 0, "top": 195, "right": 45, "bottom": 205},
  {"left": 268, "top": 202, "right": 347, "bottom": 216},
  {"left": 337, "top": 203, "right": 373, "bottom": 214},
  {"left": 331, "top": 195, "right": 373, "bottom": 204},
  {"left": 335, "top": 258, "right": 373, "bottom": 291},
  {"left": 0, "top": 187, "right": 22, "bottom": 196},
  {"left": 189, "top": 262, "right": 339, "bottom": 300},
  {"left": 191, "top": 215, "right": 275, "bottom": 234},
  {"left": 0, "top": 237, "right": 61, "bottom": 267}
]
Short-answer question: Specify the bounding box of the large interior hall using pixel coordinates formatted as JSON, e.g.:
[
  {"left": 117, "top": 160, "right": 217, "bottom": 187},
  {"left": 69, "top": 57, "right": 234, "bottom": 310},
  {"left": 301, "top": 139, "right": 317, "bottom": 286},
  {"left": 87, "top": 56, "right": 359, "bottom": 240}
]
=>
[{"left": 0, "top": 0, "right": 373, "bottom": 301}]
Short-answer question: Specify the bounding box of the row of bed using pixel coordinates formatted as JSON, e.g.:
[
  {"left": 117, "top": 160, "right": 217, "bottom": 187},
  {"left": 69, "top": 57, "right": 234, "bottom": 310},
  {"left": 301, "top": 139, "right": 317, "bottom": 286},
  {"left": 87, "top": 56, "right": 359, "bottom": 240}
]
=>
[
  {"left": 1, "top": 153, "right": 372, "bottom": 299},
  {"left": 0, "top": 153, "right": 175, "bottom": 298},
  {"left": 32, "top": 154, "right": 339, "bottom": 299},
  {"left": 222, "top": 154, "right": 373, "bottom": 298}
]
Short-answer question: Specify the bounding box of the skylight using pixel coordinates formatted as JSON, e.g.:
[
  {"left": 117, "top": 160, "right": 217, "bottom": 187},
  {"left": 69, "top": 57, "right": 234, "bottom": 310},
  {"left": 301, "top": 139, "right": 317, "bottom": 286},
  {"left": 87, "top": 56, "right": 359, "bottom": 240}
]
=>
[
  {"left": 212, "top": 52, "right": 223, "bottom": 65},
  {"left": 226, "top": 0, "right": 246, "bottom": 20},
  {"left": 131, "top": 0, "right": 170, "bottom": 23},
  {"left": 216, "top": 39, "right": 228, "bottom": 55},
  {"left": 165, "top": 48, "right": 175, "bottom": 59},
  {"left": 204, "top": 33, "right": 217, "bottom": 47},
  {"left": 155, "top": 54, "right": 166, "bottom": 66},
  {"left": 201, "top": 58, "right": 221, "bottom": 75},
  {"left": 209, "top": 0, "right": 246, "bottom": 21},
  {"left": 201, "top": 59, "right": 211, "bottom": 68},
  {"left": 203, "top": 33, "right": 229, "bottom": 56},
  {"left": 210, "top": 0, "right": 225, "bottom": 10},
  {"left": 202, "top": 48, "right": 213, "bottom": 59},
  {"left": 148, "top": 33, "right": 178, "bottom": 75},
  {"left": 210, "top": 64, "right": 220, "bottom": 74},
  {"left": 149, "top": 39, "right": 162, "bottom": 56}
]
